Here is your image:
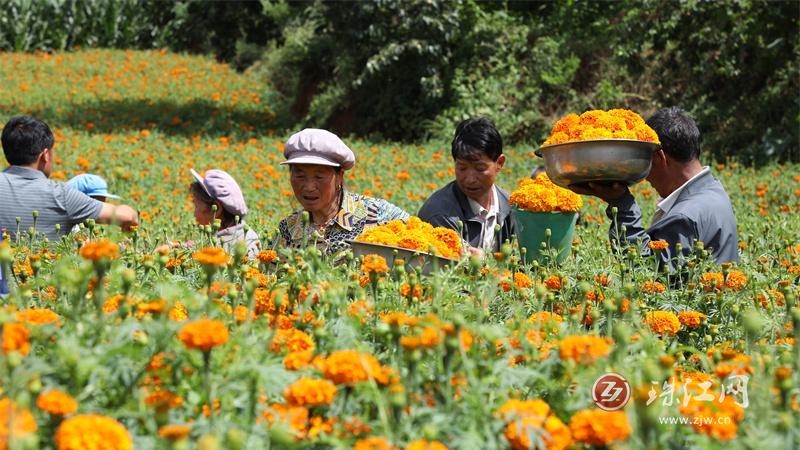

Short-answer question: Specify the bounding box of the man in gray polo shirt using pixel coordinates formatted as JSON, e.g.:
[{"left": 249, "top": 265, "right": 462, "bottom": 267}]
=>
[
  {"left": 1, "top": 116, "right": 139, "bottom": 242},
  {"left": 570, "top": 107, "right": 739, "bottom": 270}
]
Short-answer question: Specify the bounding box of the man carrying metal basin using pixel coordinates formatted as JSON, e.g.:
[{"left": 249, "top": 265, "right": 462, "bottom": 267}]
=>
[
  {"left": 569, "top": 107, "right": 739, "bottom": 269},
  {"left": 418, "top": 117, "right": 516, "bottom": 257}
]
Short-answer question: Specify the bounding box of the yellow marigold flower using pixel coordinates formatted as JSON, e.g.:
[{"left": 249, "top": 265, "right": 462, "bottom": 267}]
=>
[
  {"left": 677, "top": 311, "right": 706, "bottom": 329},
  {"left": 2, "top": 322, "right": 30, "bottom": 356},
  {"left": 177, "top": 319, "right": 229, "bottom": 352},
  {"left": 405, "top": 440, "right": 448, "bottom": 450},
  {"left": 158, "top": 424, "right": 191, "bottom": 441},
  {"left": 724, "top": 270, "right": 747, "bottom": 291},
  {"left": 36, "top": 390, "right": 78, "bottom": 416},
  {"left": 558, "top": 335, "right": 612, "bottom": 365},
  {"left": 136, "top": 299, "right": 167, "bottom": 318},
  {"left": 79, "top": 240, "right": 119, "bottom": 262},
  {"left": 355, "top": 217, "right": 462, "bottom": 259},
  {"left": 0, "top": 398, "right": 37, "bottom": 444},
  {"left": 257, "top": 249, "right": 278, "bottom": 263},
  {"left": 642, "top": 280, "right": 666, "bottom": 294},
  {"left": 647, "top": 240, "right": 669, "bottom": 251},
  {"left": 644, "top": 311, "right": 681, "bottom": 336},
  {"left": 192, "top": 247, "right": 229, "bottom": 267},
  {"left": 510, "top": 174, "right": 583, "bottom": 213},
  {"left": 568, "top": 409, "right": 631, "bottom": 446},
  {"left": 354, "top": 436, "right": 396, "bottom": 450},
  {"left": 320, "top": 350, "right": 391, "bottom": 385},
  {"left": 15, "top": 308, "right": 59, "bottom": 326},
  {"left": 55, "top": 414, "right": 132, "bottom": 450},
  {"left": 361, "top": 254, "right": 389, "bottom": 274},
  {"left": 284, "top": 378, "right": 337, "bottom": 407}
]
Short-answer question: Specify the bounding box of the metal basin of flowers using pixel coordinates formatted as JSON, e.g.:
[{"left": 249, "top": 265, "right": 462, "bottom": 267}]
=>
[
  {"left": 348, "top": 241, "right": 458, "bottom": 275},
  {"left": 535, "top": 139, "right": 660, "bottom": 188}
]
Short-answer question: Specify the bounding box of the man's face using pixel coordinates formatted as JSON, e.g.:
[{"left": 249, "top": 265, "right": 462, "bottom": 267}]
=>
[{"left": 454, "top": 153, "right": 505, "bottom": 202}]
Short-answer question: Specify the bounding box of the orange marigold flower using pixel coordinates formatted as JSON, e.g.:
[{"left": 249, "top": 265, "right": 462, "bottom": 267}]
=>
[
  {"left": 284, "top": 378, "right": 337, "bottom": 407},
  {"left": 647, "top": 240, "right": 669, "bottom": 251},
  {"left": 177, "top": 319, "right": 229, "bottom": 352},
  {"left": 678, "top": 396, "right": 744, "bottom": 441},
  {"left": 320, "top": 350, "right": 391, "bottom": 385},
  {"left": 677, "top": 311, "right": 706, "bottom": 329},
  {"left": 497, "top": 399, "right": 551, "bottom": 421},
  {"left": 361, "top": 254, "right": 389, "bottom": 274},
  {"left": 36, "top": 390, "right": 78, "bottom": 416},
  {"left": 193, "top": 247, "right": 229, "bottom": 267},
  {"left": 642, "top": 280, "right": 666, "bottom": 294},
  {"left": 400, "top": 283, "right": 423, "bottom": 299},
  {"left": 755, "top": 289, "right": 785, "bottom": 308},
  {"left": 700, "top": 272, "right": 725, "bottom": 291},
  {"left": 510, "top": 174, "right": 583, "bottom": 213},
  {"left": 55, "top": 414, "right": 132, "bottom": 450},
  {"left": 144, "top": 390, "right": 184, "bottom": 411},
  {"left": 15, "top": 308, "right": 59, "bottom": 326},
  {"left": 558, "top": 335, "right": 613, "bottom": 365},
  {"left": 136, "top": 299, "right": 167, "bottom": 318},
  {"left": 355, "top": 217, "right": 463, "bottom": 259},
  {"left": 168, "top": 302, "right": 188, "bottom": 321},
  {"left": 79, "top": 240, "right": 119, "bottom": 262},
  {"left": 724, "top": 270, "right": 747, "bottom": 291},
  {"left": 405, "top": 440, "right": 448, "bottom": 450},
  {"left": 262, "top": 403, "right": 308, "bottom": 435},
  {"left": 158, "top": 424, "right": 191, "bottom": 441},
  {"left": 513, "top": 272, "right": 534, "bottom": 289},
  {"left": 0, "top": 398, "right": 37, "bottom": 443},
  {"left": 544, "top": 275, "right": 565, "bottom": 290},
  {"left": 2, "top": 322, "right": 30, "bottom": 356},
  {"left": 257, "top": 249, "right": 278, "bottom": 263},
  {"left": 543, "top": 109, "right": 658, "bottom": 146},
  {"left": 354, "top": 436, "right": 396, "bottom": 450},
  {"left": 284, "top": 350, "right": 314, "bottom": 370},
  {"left": 504, "top": 414, "right": 572, "bottom": 450},
  {"left": 644, "top": 311, "right": 681, "bottom": 336},
  {"left": 568, "top": 409, "right": 631, "bottom": 446},
  {"left": 270, "top": 328, "right": 315, "bottom": 354}
]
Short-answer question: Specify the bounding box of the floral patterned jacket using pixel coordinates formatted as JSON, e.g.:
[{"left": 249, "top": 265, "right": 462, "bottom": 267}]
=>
[{"left": 277, "top": 191, "right": 409, "bottom": 257}]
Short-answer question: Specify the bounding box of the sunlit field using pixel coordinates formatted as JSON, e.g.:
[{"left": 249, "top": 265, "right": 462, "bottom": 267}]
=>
[{"left": 0, "top": 49, "right": 798, "bottom": 450}]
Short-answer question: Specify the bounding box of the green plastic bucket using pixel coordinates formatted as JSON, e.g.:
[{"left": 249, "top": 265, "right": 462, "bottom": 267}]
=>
[{"left": 514, "top": 208, "right": 578, "bottom": 264}]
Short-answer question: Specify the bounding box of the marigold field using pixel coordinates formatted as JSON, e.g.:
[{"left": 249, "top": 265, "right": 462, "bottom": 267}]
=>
[{"left": 1, "top": 50, "right": 799, "bottom": 450}]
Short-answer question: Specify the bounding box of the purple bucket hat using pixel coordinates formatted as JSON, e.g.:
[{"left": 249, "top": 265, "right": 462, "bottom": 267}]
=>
[{"left": 190, "top": 168, "right": 248, "bottom": 217}]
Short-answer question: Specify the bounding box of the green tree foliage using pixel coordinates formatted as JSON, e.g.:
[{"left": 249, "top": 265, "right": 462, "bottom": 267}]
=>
[{"left": 0, "top": 0, "right": 797, "bottom": 163}]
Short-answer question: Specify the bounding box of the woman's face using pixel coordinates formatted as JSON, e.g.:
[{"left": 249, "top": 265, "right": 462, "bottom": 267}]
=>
[
  {"left": 192, "top": 194, "right": 220, "bottom": 226},
  {"left": 289, "top": 164, "right": 342, "bottom": 216}
]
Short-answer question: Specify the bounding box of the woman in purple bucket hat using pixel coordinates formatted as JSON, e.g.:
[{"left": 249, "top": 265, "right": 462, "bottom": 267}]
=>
[{"left": 190, "top": 168, "right": 261, "bottom": 258}]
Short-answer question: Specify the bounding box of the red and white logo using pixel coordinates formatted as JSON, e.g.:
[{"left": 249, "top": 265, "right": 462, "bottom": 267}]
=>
[{"left": 592, "top": 372, "right": 631, "bottom": 411}]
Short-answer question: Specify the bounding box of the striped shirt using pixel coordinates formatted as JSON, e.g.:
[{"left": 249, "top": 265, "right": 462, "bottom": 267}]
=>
[{"left": 0, "top": 166, "right": 103, "bottom": 242}]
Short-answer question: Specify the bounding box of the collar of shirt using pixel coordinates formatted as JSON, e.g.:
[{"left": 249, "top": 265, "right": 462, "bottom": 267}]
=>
[
  {"left": 4, "top": 165, "right": 46, "bottom": 180},
  {"left": 286, "top": 191, "right": 376, "bottom": 243},
  {"left": 467, "top": 186, "right": 499, "bottom": 219},
  {"left": 655, "top": 166, "right": 710, "bottom": 217}
]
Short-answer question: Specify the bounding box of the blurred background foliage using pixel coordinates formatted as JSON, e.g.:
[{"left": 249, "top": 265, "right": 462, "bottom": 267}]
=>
[{"left": 0, "top": 0, "right": 797, "bottom": 164}]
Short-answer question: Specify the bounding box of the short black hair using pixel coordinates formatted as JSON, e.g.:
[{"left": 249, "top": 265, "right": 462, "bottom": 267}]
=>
[
  {"left": 451, "top": 117, "right": 503, "bottom": 161},
  {"left": 1, "top": 115, "right": 55, "bottom": 165},
  {"left": 646, "top": 107, "right": 701, "bottom": 162}
]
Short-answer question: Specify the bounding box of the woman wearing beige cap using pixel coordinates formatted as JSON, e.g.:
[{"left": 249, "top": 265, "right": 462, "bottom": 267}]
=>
[
  {"left": 276, "top": 128, "right": 409, "bottom": 257},
  {"left": 190, "top": 168, "right": 261, "bottom": 258}
]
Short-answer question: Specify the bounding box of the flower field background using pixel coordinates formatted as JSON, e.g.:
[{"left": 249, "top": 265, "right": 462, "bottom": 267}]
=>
[{"left": 0, "top": 49, "right": 799, "bottom": 449}]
